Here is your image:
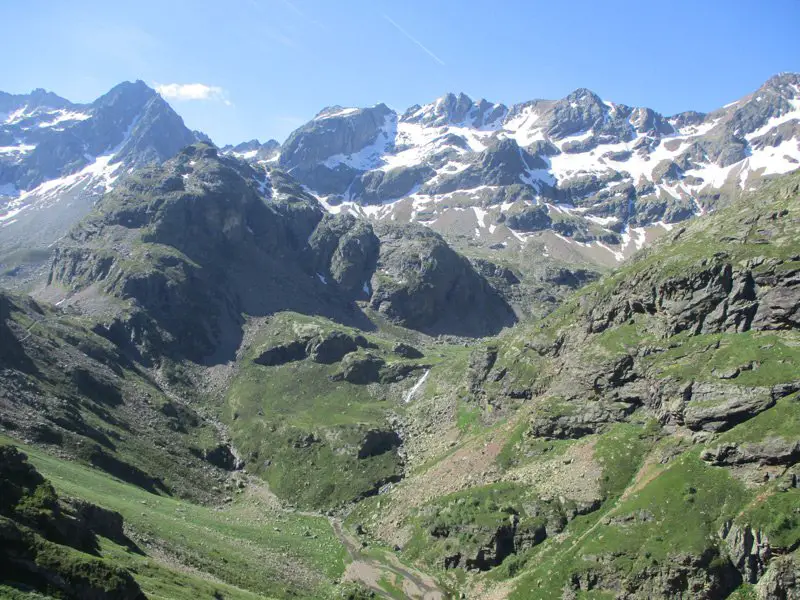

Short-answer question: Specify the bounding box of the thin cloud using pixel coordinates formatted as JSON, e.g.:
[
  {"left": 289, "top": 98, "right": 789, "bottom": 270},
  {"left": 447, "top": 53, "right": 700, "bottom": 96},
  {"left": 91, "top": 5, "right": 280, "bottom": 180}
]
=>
[
  {"left": 244, "top": 0, "right": 302, "bottom": 48},
  {"left": 279, "top": 0, "right": 305, "bottom": 17},
  {"left": 155, "top": 83, "right": 232, "bottom": 106},
  {"left": 383, "top": 15, "right": 445, "bottom": 66}
]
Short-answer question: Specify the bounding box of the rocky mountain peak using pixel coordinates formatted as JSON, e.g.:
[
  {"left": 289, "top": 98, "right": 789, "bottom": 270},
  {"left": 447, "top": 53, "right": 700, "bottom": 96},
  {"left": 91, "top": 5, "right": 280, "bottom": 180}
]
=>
[
  {"left": 93, "top": 80, "right": 157, "bottom": 112},
  {"left": 279, "top": 103, "right": 396, "bottom": 175},
  {"left": 566, "top": 87, "right": 604, "bottom": 104},
  {"left": 760, "top": 72, "right": 800, "bottom": 95},
  {"left": 544, "top": 87, "right": 609, "bottom": 138},
  {"left": 24, "top": 88, "right": 74, "bottom": 110},
  {"left": 0, "top": 81, "right": 203, "bottom": 282},
  {"left": 402, "top": 92, "right": 507, "bottom": 128}
]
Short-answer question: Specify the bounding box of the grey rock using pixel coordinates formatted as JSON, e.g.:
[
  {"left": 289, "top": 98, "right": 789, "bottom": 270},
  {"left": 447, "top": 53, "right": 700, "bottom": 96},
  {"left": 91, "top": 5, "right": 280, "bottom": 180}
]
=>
[
  {"left": 279, "top": 104, "right": 395, "bottom": 171},
  {"left": 719, "top": 521, "right": 772, "bottom": 584},
  {"left": 701, "top": 438, "right": 800, "bottom": 466},
  {"left": 369, "top": 223, "right": 516, "bottom": 336},
  {"left": 308, "top": 213, "right": 380, "bottom": 297},
  {"left": 755, "top": 554, "right": 800, "bottom": 600},
  {"left": 505, "top": 205, "right": 552, "bottom": 232}
]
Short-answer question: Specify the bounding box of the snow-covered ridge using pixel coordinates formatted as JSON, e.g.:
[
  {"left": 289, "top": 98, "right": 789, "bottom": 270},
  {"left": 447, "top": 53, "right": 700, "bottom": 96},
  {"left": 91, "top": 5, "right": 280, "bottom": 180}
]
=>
[{"left": 273, "top": 75, "right": 800, "bottom": 265}]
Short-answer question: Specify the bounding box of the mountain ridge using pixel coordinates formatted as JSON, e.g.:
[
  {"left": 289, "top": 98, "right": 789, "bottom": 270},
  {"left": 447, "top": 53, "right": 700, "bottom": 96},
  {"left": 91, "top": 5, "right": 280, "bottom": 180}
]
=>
[{"left": 238, "top": 72, "right": 800, "bottom": 270}]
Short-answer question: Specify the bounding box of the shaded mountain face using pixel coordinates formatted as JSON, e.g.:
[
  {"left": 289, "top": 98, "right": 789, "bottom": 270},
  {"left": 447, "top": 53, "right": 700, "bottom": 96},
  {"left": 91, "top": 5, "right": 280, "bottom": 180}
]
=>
[
  {"left": 240, "top": 73, "right": 800, "bottom": 267},
  {"left": 44, "top": 143, "right": 515, "bottom": 363},
  {"left": 0, "top": 81, "right": 201, "bottom": 282}
]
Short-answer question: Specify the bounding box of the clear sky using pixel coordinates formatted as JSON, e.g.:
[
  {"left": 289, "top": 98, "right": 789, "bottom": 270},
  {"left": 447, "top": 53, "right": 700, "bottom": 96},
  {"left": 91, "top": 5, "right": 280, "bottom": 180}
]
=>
[{"left": 4, "top": 0, "right": 799, "bottom": 145}]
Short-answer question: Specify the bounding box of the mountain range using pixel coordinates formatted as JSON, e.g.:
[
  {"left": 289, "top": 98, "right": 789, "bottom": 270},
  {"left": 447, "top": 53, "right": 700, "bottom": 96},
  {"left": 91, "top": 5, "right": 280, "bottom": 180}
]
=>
[
  {"left": 0, "top": 74, "right": 798, "bottom": 600},
  {"left": 2, "top": 74, "right": 799, "bottom": 284}
]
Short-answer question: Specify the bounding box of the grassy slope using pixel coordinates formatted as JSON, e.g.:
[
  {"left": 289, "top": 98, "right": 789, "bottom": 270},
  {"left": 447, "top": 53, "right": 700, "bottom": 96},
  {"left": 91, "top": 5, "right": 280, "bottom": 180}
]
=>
[
  {"left": 1, "top": 435, "right": 347, "bottom": 600},
  {"left": 224, "top": 311, "right": 472, "bottom": 510},
  {"left": 506, "top": 398, "right": 799, "bottom": 599}
]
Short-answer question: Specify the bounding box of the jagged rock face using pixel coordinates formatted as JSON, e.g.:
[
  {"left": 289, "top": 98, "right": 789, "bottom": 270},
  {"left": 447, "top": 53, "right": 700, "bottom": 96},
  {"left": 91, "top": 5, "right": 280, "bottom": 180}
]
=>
[
  {"left": 756, "top": 555, "right": 800, "bottom": 600},
  {"left": 702, "top": 439, "right": 800, "bottom": 467},
  {"left": 428, "top": 495, "right": 597, "bottom": 573},
  {"left": 369, "top": 223, "right": 516, "bottom": 335},
  {"left": 719, "top": 522, "right": 772, "bottom": 584},
  {"left": 426, "top": 138, "right": 547, "bottom": 195},
  {"left": 351, "top": 164, "right": 435, "bottom": 204},
  {"left": 564, "top": 549, "right": 742, "bottom": 599},
  {"left": 542, "top": 88, "right": 619, "bottom": 140},
  {"left": 274, "top": 103, "right": 397, "bottom": 196},
  {"left": 402, "top": 93, "right": 508, "bottom": 128},
  {"left": 505, "top": 205, "right": 552, "bottom": 231},
  {"left": 221, "top": 138, "right": 280, "bottom": 162}
]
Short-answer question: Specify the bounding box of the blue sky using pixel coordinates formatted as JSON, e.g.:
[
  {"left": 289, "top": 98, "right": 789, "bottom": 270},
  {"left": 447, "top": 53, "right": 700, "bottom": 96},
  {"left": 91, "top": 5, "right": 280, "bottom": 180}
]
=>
[{"left": 4, "top": 0, "right": 799, "bottom": 145}]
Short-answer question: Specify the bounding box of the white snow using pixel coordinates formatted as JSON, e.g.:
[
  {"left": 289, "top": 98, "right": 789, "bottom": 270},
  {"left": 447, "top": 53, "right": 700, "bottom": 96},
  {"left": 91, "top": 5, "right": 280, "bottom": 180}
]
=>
[
  {"left": 620, "top": 226, "right": 647, "bottom": 253},
  {"left": 473, "top": 206, "right": 488, "bottom": 228},
  {"left": 36, "top": 110, "right": 92, "bottom": 128},
  {"left": 675, "top": 117, "right": 722, "bottom": 138},
  {"left": 503, "top": 105, "right": 545, "bottom": 146},
  {"left": 0, "top": 144, "right": 35, "bottom": 154},
  {"left": 585, "top": 215, "right": 619, "bottom": 226},
  {"left": 745, "top": 138, "right": 800, "bottom": 176},
  {"left": 4, "top": 107, "right": 28, "bottom": 124},
  {"left": 0, "top": 154, "right": 122, "bottom": 224},
  {"left": 316, "top": 273, "right": 327, "bottom": 284},
  {"left": 315, "top": 107, "right": 359, "bottom": 120},
  {"left": 233, "top": 149, "right": 259, "bottom": 160}
]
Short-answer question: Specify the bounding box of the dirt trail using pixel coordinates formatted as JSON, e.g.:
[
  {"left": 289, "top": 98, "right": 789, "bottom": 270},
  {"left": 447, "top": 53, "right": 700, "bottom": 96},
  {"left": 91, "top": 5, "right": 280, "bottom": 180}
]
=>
[
  {"left": 236, "top": 473, "right": 447, "bottom": 599},
  {"left": 331, "top": 520, "right": 447, "bottom": 600}
]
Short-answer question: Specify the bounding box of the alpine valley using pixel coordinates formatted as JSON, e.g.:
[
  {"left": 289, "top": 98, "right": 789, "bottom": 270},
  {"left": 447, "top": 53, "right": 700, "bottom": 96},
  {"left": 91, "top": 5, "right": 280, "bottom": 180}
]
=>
[{"left": 0, "top": 74, "right": 798, "bottom": 600}]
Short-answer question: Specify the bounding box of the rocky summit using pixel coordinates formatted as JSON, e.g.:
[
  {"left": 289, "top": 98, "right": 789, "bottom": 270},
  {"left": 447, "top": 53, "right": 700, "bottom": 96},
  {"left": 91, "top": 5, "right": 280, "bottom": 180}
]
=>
[{"left": 0, "top": 73, "right": 798, "bottom": 600}]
